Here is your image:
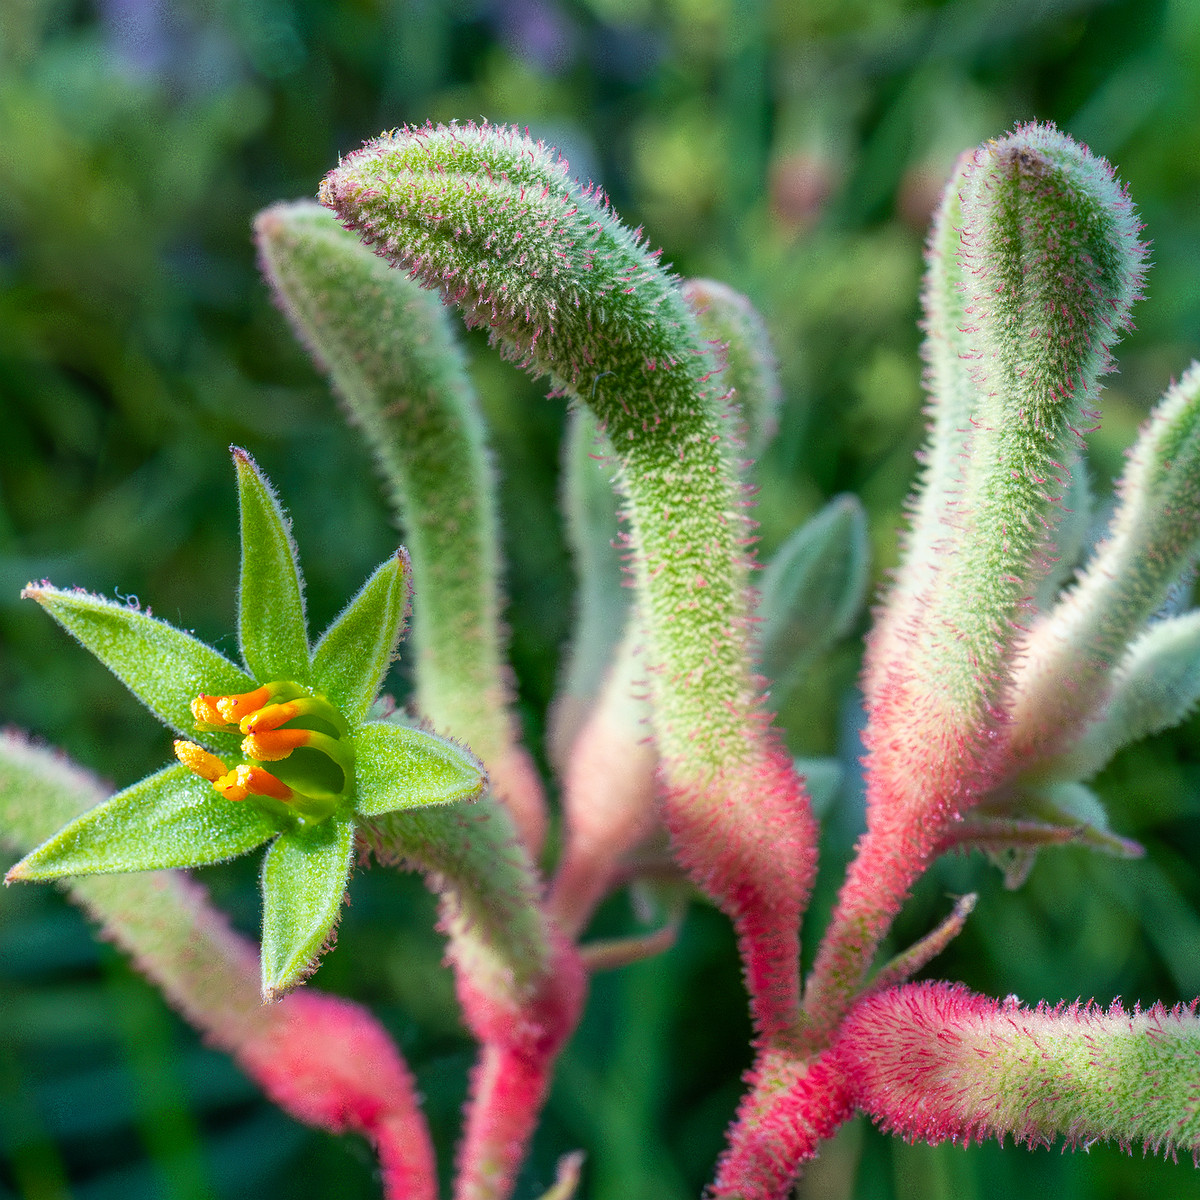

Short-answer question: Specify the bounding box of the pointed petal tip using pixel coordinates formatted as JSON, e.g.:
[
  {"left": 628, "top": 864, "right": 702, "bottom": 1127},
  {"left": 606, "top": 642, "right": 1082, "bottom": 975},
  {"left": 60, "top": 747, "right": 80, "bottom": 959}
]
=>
[
  {"left": 261, "top": 981, "right": 289, "bottom": 1005},
  {"left": 19, "top": 581, "right": 59, "bottom": 603}
]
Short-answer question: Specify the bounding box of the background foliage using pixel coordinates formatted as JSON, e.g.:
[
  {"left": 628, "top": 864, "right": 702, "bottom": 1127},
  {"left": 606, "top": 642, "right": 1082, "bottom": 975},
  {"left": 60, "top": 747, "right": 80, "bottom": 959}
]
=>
[{"left": 3, "top": 0, "right": 1200, "bottom": 1196}]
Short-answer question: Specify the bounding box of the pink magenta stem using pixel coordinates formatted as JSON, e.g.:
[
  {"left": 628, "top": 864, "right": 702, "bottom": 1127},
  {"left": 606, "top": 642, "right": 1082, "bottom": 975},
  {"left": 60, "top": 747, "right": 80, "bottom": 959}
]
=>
[
  {"left": 710, "top": 1047, "right": 853, "bottom": 1200},
  {"left": 662, "top": 740, "right": 819, "bottom": 1041},
  {"left": 801, "top": 670, "right": 998, "bottom": 1042},
  {"left": 233, "top": 988, "right": 439, "bottom": 1200},
  {"left": 453, "top": 935, "right": 586, "bottom": 1200}
]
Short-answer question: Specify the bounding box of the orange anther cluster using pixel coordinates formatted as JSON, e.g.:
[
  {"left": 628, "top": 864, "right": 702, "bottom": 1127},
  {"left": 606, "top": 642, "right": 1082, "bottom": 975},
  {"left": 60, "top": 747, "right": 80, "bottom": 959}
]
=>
[
  {"left": 243, "top": 727, "right": 312, "bottom": 762},
  {"left": 213, "top": 764, "right": 295, "bottom": 804},
  {"left": 191, "top": 685, "right": 275, "bottom": 730},
  {"left": 241, "top": 701, "right": 302, "bottom": 734},
  {"left": 178, "top": 681, "right": 350, "bottom": 820}
]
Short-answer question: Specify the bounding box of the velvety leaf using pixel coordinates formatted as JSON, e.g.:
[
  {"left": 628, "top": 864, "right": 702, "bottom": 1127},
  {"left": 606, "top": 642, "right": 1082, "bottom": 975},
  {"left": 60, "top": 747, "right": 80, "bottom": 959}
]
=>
[
  {"left": 1046, "top": 611, "right": 1200, "bottom": 781},
  {"left": 234, "top": 448, "right": 310, "bottom": 683},
  {"left": 6, "top": 765, "right": 278, "bottom": 880},
  {"left": 353, "top": 721, "right": 487, "bottom": 816},
  {"left": 312, "top": 550, "right": 411, "bottom": 723},
  {"left": 19, "top": 585, "right": 254, "bottom": 752},
  {"left": 259, "top": 818, "right": 355, "bottom": 1000},
  {"left": 792, "top": 757, "right": 844, "bottom": 821},
  {"left": 758, "top": 495, "right": 869, "bottom": 686},
  {"left": 1028, "top": 780, "right": 1143, "bottom": 858}
]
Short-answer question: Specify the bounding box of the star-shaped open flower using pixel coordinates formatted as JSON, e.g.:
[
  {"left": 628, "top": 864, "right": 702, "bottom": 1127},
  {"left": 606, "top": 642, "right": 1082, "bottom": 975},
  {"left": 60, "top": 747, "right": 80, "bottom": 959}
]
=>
[{"left": 7, "top": 448, "right": 487, "bottom": 1000}]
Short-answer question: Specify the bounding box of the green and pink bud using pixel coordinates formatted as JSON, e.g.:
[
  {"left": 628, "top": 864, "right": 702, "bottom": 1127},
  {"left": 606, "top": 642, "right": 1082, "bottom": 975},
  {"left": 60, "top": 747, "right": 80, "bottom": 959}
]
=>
[
  {"left": 320, "top": 121, "right": 818, "bottom": 1040},
  {"left": 1007, "top": 361, "right": 1200, "bottom": 773},
  {"left": 805, "top": 124, "right": 1149, "bottom": 1038},
  {"left": 839, "top": 981, "right": 1200, "bottom": 1160}
]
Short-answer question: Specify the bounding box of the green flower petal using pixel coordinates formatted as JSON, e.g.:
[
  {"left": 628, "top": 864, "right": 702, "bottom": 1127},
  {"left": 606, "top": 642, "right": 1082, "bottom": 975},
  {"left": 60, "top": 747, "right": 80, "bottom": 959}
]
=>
[
  {"left": 6, "top": 764, "right": 279, "bottom": 880},
  {"left": 757, "top": 495, "right": 870, "bottom": 687},
  {"left": 353, "top": 721, "right": 487, "bottom": 816},
  {"left": 20, "top": 585, "right": 254, "bottom": 752},
  {"left": 312, "top": 549, "right": 411, "bottom": 722},
  {"left": 234, "top": 447, "right": 311, "bottom": 683},
  {"left": 260, "top": 818, "right": 356, "bottom": 1000}
]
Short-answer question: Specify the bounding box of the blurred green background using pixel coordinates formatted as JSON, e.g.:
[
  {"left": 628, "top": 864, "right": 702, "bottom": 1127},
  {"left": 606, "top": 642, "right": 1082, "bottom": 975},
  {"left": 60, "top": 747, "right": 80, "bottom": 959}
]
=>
[{"left": 4, "top": 0, "right": 1200, "bottom": 1196}]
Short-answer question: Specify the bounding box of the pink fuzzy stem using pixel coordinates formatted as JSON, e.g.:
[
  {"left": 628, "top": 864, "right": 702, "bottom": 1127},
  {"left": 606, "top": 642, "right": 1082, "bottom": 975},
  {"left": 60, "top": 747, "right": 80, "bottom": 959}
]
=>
[
  {"left": 802, "top": 672, "right": 995, "bottom": 1042},
  {"left": 548, "top": 688, "right": 657, "bottom": 937},
  {"left": 662, "top": 741, "right": 818, "bottom": 1041},
  {"left": 237, "top": 989, "right": 438, "bottom": 1200},
  {"left": 711, "top": 1047, "right": 853, "bottom": 1200},
  {"left": 453, "top": 935, "right": 586, "bottom": 1200},
  {"left": 455, "top": 1042, "right": 552, "bottom": 1200}
]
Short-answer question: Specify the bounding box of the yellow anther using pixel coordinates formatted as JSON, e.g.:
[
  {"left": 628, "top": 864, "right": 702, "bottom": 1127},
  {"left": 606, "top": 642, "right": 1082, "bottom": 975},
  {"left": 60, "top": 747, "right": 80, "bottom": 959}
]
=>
[
  {"left": 173, "top": 740, "right": 227, "bottom": 783},
  {"left": 190, "top": 694, "right": 228, "bottom": 729},
  {"left": 213, "top": 764, "right": 294, "bottom": 804},
  {"left": 183, "top": 681, "right": 350, "bottom": 823}
]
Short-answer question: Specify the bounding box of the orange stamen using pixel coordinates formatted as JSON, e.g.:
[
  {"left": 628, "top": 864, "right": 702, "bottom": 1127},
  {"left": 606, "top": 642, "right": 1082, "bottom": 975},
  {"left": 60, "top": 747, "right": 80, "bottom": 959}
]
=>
[
  {"left": 215, "top": 685, "right": 273, "bottom": 724},
  {"left": 240, "top": 700, "right": 302, "bottom": 734},
  {"left": 242, "top": 727, "right": 311, "bottom": 762},
  {"left": 173, "top": 740, "right": 227, "bottom": 783},
  {"left": 190, "top": 695, "right": 227, "bottom": 728},
  {"left": 213, "top": 764, "right": 294, "bottom": 804}
]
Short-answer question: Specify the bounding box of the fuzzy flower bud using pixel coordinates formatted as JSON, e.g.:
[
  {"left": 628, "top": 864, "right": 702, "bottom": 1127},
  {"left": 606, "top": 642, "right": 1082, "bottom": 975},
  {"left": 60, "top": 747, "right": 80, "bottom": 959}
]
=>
[{"left": 839, "top": 982, "right": 1200, "bottom": 1161}]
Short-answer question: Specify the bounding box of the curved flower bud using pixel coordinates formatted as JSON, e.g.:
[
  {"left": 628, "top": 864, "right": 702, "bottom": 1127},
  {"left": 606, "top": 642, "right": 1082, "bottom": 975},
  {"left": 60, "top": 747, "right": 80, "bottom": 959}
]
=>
[
  {"left": 805, "top": 123, "right": 1149, "bottom": 1040},
  {"left": 1008, "top": 362, "right": 1200, "bottom": 768},
  {"left": 321, "top": 120, "right": 818, "bottom": 1044},
  {"left": 840, "top": 982, "right": 1200, "bottom": 1160}
]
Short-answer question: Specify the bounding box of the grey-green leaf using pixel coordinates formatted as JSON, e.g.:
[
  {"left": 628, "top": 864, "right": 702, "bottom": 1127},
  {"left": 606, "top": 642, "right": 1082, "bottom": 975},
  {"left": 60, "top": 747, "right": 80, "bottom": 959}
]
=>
[
  {"left": 1030, "top": 780, "right": 1144, "bottom": 866},
  {"left": 6, "top": 764, "right": 278, "bottom": 880},
  {"left": 1047, "top": 612, "right": 1200, "bottom": 781},
  {"left": 312, "top": 550, "right": 411, "bottom": 723},
  {"left": 758, "top": 495, "right": 869, "bottom": 686},
  {"left": 793, "top": 757, "right": 844, "bottom": 822},
  {"left": 21, "top": 585, "right": 255, "bottom": 752},
  {"left": 354, "top": 721, "right": 487, "bottom": 816},
  {"left": 259, "top": 818, "right": 355, "bottom": 1000},
  {"left": 234, "top": 447, "right": 310, "bottom": 684}
]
